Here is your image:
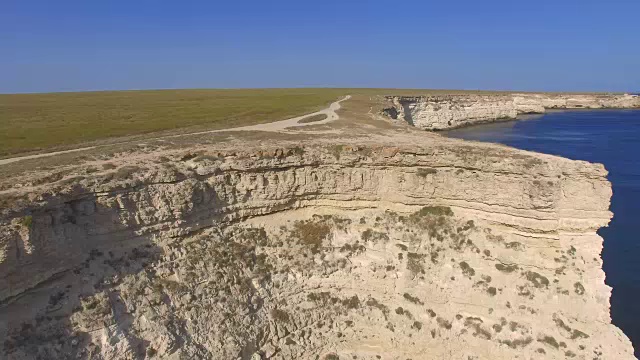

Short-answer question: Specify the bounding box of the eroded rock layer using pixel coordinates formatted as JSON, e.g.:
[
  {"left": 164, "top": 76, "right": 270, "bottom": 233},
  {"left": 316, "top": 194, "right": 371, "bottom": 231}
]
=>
[
  {"left": 384, "top": 93, "right": 640, "bottom": 130},
  {"left": 0, "top": 141, "right": 634, "bottom": 359}
]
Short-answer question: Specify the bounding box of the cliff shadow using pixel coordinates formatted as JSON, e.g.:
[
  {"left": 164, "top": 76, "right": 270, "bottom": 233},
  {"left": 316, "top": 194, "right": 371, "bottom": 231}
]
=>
[{"left": 0, "top": 180, "right": 234, "bottom": 360}]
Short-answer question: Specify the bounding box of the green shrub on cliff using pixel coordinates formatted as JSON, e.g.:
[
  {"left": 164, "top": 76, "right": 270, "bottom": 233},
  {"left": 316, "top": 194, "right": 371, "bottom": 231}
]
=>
[{"left": 19, "top": 215, "right": 33, "bottom": 229}]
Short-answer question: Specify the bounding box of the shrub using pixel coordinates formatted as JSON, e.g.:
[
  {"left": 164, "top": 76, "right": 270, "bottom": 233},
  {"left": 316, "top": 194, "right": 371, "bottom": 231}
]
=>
[
  {"left": 414, "top": 206, "right": 453, "bottom": 217},
  {"left": 417, "top": 168, "right": 437, "bottom": 177},
  {"left": 292, "top": 220, "right": 331, "bottom": 254},
  {"left": 407, "top": 252, "right": 426, "bottom": 276},
  {"left": 19, "top": 215, "right": 33, "bottom": 229},
  {"left": 524, "top": 271, "right": 549, "bottom": 288},
  {"left": 271, "top": 308, "right": 290, "bottom": 323},
  {"left": 459, "top": 261, "right": 476, "bottom": 277},
  {"left": 495, "top": 263, "right": 518, "bottom": 273},
  {"left": 403, "top": 293, "right": 423, "bottom": 305}
]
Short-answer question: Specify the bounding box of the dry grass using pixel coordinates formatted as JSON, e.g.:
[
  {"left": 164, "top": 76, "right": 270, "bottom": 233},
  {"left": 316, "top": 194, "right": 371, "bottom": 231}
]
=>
[
  {"left": 298, "top": 114, "right": 328, "bottom": 124},
  {"left": 0, "top": 88, "right": 348, "bottom": 156}
]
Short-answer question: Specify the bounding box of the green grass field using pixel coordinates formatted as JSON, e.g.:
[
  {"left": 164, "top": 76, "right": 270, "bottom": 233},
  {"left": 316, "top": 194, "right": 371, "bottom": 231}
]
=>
[{"left": 0, "top": 88, "right": 348, "bottom": 157}]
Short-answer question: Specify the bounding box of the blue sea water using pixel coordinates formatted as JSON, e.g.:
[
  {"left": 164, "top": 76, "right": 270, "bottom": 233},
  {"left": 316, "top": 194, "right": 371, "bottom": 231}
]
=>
[{"left": 446, "top": 110, "right": 640, "bottom": 357}]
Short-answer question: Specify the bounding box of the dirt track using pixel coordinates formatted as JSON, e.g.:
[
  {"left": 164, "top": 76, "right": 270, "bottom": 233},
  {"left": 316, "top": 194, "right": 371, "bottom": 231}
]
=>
[{"left": 0, "top": 96, "right": 350, "bottom": 166}]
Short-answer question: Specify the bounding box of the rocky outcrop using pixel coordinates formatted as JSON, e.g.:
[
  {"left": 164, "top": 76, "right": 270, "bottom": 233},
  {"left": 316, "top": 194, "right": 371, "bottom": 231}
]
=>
[
  {"left": 0, "top": 139, "right": 634, "bottom": 359},
  {"left": 384, "top": 93, "right": 640, "bottom": 130}
]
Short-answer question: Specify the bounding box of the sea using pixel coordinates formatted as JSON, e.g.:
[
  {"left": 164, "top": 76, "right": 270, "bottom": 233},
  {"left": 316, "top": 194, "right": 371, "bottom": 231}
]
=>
[{"left": 446, "top": 109, "right": 640, "bottom": 358}]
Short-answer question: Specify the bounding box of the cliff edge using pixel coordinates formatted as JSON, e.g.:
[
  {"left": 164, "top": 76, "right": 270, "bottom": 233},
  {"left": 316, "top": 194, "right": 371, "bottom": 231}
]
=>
[{"left": 383, "top": 93, "right": 640, "bottom": 130}]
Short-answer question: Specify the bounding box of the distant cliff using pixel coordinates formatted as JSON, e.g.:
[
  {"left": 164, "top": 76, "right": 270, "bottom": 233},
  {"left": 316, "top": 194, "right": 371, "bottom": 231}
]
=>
[{"left": 383, "top": 93, "right": 640, "bottom": 130}]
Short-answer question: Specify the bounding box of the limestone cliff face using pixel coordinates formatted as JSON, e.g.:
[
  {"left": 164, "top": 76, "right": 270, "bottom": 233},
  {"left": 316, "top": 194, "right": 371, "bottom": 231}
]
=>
[
  {"left": 0, "top": 141, "right": 634, "bottom": 359},
  {"left": 384, "top": 93, "right": 640, "bottom": 130}
]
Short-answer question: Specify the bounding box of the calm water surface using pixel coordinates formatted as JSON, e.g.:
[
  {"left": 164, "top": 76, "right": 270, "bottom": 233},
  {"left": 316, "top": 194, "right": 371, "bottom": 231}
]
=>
[{"left": 447, "top": 110, "right": 640, "bottom": 358}]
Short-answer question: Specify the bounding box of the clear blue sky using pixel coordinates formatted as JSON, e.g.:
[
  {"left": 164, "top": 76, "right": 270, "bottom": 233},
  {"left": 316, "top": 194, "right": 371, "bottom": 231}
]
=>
[{"left": 2, "top": 0, "right": 639, "bottom": 93}]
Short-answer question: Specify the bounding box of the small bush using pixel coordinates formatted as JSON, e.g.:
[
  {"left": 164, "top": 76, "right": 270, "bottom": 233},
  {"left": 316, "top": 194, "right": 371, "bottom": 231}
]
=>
[
  {"left": 19, "top": 215, "right": 33, "bottom": 229},
  {"left": 500, "top": 337, "right": 533, "bottom": 349},
  {"left": 292, "top": 220, "right": 332, "bottom": 254},
  {"left": 436, "top": 317, "right": 452, "bottom": 329},
  {"left": 414, "top": 206, "right": 453, "bottom": 217},
  {"left": 271, "top": 308, "right": 290, "bottom": 323},
  {"left": 341, "top": 295, "right": 360, "bottom": 310},
  {"left": 403, "top": 293, "right": 423, "bottom": 305},
  {"left": 524, "top": 271, "right": 549, "bottom": 288},
  {"left": 417, "top": 168, "right": 437, "bottom": 177},
  {"left": 538, "top": 335, "right": 562, "bottom": 349},
  {"left": 459, "top": 261, "right": 476, "bottom": 277},
  {"left": 361, "top": 229, "right": 389, "bottom": 242},
  {"left": 407, "top": 252, "right": 426, "bottom": 276},
  {"left": 495, "top": 263, "right": 518, "bottom": 273},
  {"left": 366, "top": 297, "right": 390, "bottom": 319}
]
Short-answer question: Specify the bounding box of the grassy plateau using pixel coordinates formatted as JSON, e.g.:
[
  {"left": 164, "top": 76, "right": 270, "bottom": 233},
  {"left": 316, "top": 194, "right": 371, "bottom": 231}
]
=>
[{"left": 0, "top": 88, "right": 348, "bottom": 157}]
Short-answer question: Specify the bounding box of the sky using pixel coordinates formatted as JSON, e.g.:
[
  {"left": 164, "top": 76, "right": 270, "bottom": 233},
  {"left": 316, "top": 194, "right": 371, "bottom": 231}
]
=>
[{"left": 2, "top": 0, "right": 639, "bottom": 93}]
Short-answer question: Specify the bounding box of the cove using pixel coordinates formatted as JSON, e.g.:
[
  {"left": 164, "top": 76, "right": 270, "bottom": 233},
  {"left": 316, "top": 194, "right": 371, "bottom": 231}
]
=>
[{"left": 446, "top": 109, "right": 640, "bottom": 358}]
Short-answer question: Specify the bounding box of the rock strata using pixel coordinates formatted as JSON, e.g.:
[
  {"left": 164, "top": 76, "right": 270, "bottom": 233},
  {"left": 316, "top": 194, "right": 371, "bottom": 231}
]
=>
[
  {"left": 0, "top": 138, "right": 635, "bottom": 359},
  {"left": 384, "top": 93, "right": 640, "bottom": 130}
]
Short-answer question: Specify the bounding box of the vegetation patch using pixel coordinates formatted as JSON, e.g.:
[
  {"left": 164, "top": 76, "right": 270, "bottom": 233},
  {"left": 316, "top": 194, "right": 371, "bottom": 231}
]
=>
[
  {"left": 361, "top": 229, "right": 389, "bottom": 243},
  {"left": 413, "top": 206, "right": 453, "bottom": 218},
  {"left": 500, "top": 337, "right": 533, "bottom": 349},
  {"left": 495, "top": 263, "right": 518, "bottom": 273},
  {"left": 271, "top": 308, "right": 290, "bottom": 323},
  {"left": 341, "top": 295, "right": 361, "bottom": 310},
  {"left": 396, "top": 307, "right": 413, "bottom": 319},
  {"left": 19, "top": 215, "right": 33, "bottom": 229},
  {"left": 291, "top": 220, "right": 332, "bottom": 254},
  {"left": 505, "top": 241, "right": 524, "bottom": 251},
  {"left": 459, "top": 261, "right": 476, "bottom": 277},
  {"left": 537, "top": 335, "right": 566, "bottom": 349},
  {"left": 298, "top": 113, "right": 328, "bottom": 124},
  {"left": 417, "top": 168, "right": 437, "bottom": 177},
  {"left": 407, "top": 252, "right": 426, "bottom": 276},
  {"left": 464, "top": 317, "right": 492, "bottom": 340},
  {"left": 403, "top": 293, "right": 424, "bottom": 305},
  {"left": 436, "top": 317, "right": 452, "bottom": 330},
  {"left": 366, "top": 297, "right": 390, "bottom": 320},
  {"left": 553, "top": 315, "right": 589, "bottom": 339},
  {"left": 524, "top": 271, "right": 549, "bottom": 288},
  {"left": 396, "top": 243, "right": 408, "bottom": 251},
  {"left": 0, "top": 89, "right": 346, "bottom": 156},
  {"left": 340, "top": 243, "right": 366, "bottom": 256}
]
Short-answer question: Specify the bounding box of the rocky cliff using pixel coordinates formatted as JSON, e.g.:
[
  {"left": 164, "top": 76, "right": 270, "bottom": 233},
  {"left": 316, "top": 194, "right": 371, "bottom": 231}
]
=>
[
  {"left": 384, "top": 93, "right": 640, "bottom": 130},
  {"left": 0, "top": 135, "right": 634, "bottom": 359}
]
